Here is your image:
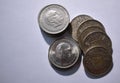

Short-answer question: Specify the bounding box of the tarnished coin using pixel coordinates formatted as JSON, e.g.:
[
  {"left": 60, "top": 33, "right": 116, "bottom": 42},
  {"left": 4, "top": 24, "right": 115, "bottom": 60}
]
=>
[
  {"left": 81, "top": 31, "right": 112, "bottom": 54},
  {"left": 71, "top": 15, "right": 93, "bottom": 41},
  {"left": 38, "top": 4, "right": 70, "bottom": 34},
  {"left": 83, "top": 46, "right": 113, "bottom": 77},
  {"left": 77, "top": 19, "right": 105, "bottom": 39},
  {"left": 48, "top": 38, "right": 81, "bottom": 69},
  {"left": 78, "top": 26, "right": 106, "bottom": 44}
]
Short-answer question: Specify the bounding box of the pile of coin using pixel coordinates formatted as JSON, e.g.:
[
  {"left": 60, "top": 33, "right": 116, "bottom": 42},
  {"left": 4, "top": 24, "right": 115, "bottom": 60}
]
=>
[
  {"left": 38, "top": 4, "right": 113, "bottom": 78},
  {"left": 71, "top": 15, "right": 113, "bottom": 77}
]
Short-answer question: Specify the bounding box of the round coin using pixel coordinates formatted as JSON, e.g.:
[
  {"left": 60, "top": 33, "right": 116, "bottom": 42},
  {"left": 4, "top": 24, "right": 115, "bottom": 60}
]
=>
[
  {"left": 71, "top": 15, "right": 93, "bottom": 41},
  {"left": 48, "top": 38, "right": 81, "bottom": 69},
  {"left": 83, "top": 46, "right": 113, "bottom": 77},
  {"left": 81, "top": 31, "right": 112, "bottom": 54},
  {"left": 38, "top": 4, "right": 70, "bottom": 34}
]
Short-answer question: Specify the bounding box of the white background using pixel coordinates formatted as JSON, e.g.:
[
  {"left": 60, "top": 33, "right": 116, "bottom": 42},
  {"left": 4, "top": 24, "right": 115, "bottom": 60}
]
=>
[{"left": 0, "top": 0, "right": 120, "bottom": 83}]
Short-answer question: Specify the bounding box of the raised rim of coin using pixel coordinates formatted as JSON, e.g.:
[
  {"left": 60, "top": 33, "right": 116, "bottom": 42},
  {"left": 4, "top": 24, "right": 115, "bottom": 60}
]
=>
[
  {"left": 77, "top": 19, "right": 105, "bottom": 39},
  {"left": 82, "top": 31, "right": 112, "bottom": 47},
  {"left": 78, "top": 26, "right": 106, "bottom": 44},
  {"left": 38, "top": 4, "right": 70, "bottom": 34},
  {"left": 81, "top": 31, "right": 112, "bottom": 54},
  {"left": 83, "top": 46, "right": 113, "bottom": 77},
  {"left": 48, "top": 38, "right": 81, "bottom": 69},
  {"left": 71, "top": 15, "right": 93, "bottom": 41},
  {"left": 84, "top": 44, "right": 113, "bottom": 55}
]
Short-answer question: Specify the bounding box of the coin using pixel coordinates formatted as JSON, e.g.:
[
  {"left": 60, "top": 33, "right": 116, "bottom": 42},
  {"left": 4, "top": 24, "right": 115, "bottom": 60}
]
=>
[
  {"left": 81, "top": 31, "right": 112, "bottom": 54},
  {"left": 78, "top": 26, "right": 106, "bottom": 44},
  {"left": 48, "top": 38, "right": 81, "bottom": 69},
  {"left": 83, "top": 46, "right": 113, "bottom": 77},
  {"left": 71, "top": 15, "right": 93, "bottom": 41},
  {"left": 77, "top": 19, "right": 105, "bottom": 39},
  {"left": 38, "top": 4, "right": 70, "bottom": 34}
]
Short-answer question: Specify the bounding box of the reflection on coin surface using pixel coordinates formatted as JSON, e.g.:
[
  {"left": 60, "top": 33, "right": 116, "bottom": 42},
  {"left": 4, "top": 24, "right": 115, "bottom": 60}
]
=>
[
  {"left": 38, "top": 4, "right": 70, "bottom": 34},
  {"left": 71, "top": 15, "right": 93, "bottom": 41},
  {"left": 48, "top": 38, "right": 81, "bottom": 69},
  {"left": 83, "top": 46, "right": 113, "bottom": 77}
]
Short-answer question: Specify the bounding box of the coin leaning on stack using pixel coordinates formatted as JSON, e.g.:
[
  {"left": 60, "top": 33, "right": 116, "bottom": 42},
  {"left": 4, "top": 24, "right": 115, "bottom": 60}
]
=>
[{"left": 71, "top": 15, "right": 113, "bottom": 77}]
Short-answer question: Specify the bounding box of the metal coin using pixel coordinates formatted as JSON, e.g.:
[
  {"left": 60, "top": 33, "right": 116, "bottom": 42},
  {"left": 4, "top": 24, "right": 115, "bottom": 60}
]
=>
[
  {"left": 38, "top": 4, "right": 70, "bottom": 34},
  {"left": 77, "top": 19, "right": 105, "bottom": 39},
  {"left": 78, "top": 26, "right": 106, "bottom": 44},
  {"left": 71, "top": 15, "right": 93, "bottom": 41},
  {"left": 81, "top": 31, "right": 112, "bottom": 54},
  {"left": 48, "top": 38, "right": 81, "bottom": 69},
  {"left": 83, "top": 46, "right": 113, "bottom": 77}
]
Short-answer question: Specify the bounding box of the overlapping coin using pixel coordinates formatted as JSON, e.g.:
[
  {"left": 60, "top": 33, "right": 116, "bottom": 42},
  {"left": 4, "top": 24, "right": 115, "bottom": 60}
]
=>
[
  {"left": 38, "top": 4, "right": 70, "bottom": 34},
  {"left": 77, "top": 19, "right": 106, "bottom": 41},
  {"left": 71, "top": 15, "right": 113, "bottom": 77},
  {"left": 48, "top": 38, "right": 81, "bottom": 69},
  {"left": 38, "top": 4, "right": 113, "bottom": 77},
  {"left": 71, "top": 15, "right": 93, "bottom": 42}
]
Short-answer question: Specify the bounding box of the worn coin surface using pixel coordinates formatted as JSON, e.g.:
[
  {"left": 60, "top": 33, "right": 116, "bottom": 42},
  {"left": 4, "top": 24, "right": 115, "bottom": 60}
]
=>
[
  {"left": 48, "top": 38, "right": 81, "bottom": 69},
  {"left": 71, "top": 15, "right": 93, "bottom": 41},
  {"left": 81, "top": 31, "right": 112, "bottom": 54},
  {"left": 77, "top": 19, "right": 105, "bottom": 39},
  {"left": 38, "top": 4, "right": 70, "bottom": 34},
  {"left": 78, "top": 26, "right": 106, "bottom": 44},
  {"left": 83, "top": 46, "right": 113, "bottom": 77}
]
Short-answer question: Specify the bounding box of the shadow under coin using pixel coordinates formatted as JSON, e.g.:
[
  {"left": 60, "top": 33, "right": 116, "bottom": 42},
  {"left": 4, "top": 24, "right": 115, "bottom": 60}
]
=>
[
  {"left": 50, "top": 56, "right": 82, "bottom": 76},
  {"left": 40, "top": 23, "right": 72, "bottom": 45},
  {"left": 84, "top": 61, "right": 113, "bottom": 79}
]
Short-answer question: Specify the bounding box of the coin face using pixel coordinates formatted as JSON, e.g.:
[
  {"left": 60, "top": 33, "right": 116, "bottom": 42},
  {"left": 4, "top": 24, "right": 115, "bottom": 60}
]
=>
[
  {"left": 78, "top": 26, "right": 106, "bottom": 45},
  {"left": 48, "top": 38, "right": 81, "bottom": 69},
  {"left": 81, "top": 31, "right": 112, "bottom": 54},
  {"left": 38, "top": 4, "right": 70, "bottom": 34},
  {"left": 83, "top": 46, "right": 113, "bottom": 77},
  {"left": 77, "top": 19, "right": 105, "bottom": 39},
  {"left": 71, "top": 15, "right": 93, "bottom": 41}
]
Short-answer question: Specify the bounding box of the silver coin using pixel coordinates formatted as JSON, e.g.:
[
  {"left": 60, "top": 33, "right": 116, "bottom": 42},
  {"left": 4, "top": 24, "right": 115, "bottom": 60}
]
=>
[
  {"left": 48, "top": 38, "right": 81, "bottom": 69},
  {"left": 38, "top": 4, "right": 70, "bottom": 34},
  {"left": 71, "top": 15, "right": 93, "bottom": 41}
]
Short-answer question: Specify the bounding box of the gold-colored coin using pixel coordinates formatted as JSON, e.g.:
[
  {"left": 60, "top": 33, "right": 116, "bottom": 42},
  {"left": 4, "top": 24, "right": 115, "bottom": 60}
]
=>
[{"left": 83, "top": 46, "right": 113, "bottom": 77}]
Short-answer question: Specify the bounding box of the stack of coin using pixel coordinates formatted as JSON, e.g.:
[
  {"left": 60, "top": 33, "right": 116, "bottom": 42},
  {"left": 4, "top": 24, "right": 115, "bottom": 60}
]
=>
[
  {"left": 38, "top": 4, "right": 113, "bottom": 77},
  {"left": 71, "top": 15, "right": 113, "bottom": 77}
]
